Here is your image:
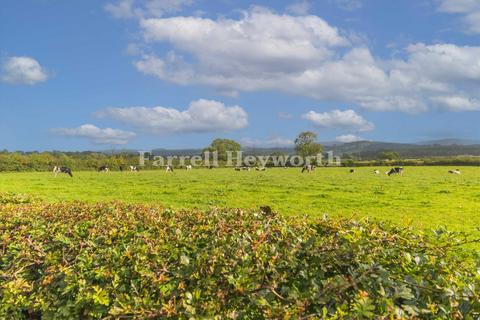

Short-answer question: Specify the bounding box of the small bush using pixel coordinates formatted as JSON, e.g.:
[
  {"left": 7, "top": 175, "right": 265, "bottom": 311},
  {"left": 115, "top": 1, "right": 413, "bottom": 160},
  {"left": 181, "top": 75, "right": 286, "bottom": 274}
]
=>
[
  {"left": 0, "top": 192, "right": 38, "bottom": 204},
  {"left": 0, "top": 202, "right": 479, "bottom": 319}
]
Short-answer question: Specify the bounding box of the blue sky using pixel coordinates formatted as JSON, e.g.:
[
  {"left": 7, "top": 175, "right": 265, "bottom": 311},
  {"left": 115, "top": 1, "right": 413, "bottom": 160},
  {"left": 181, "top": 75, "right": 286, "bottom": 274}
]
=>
[{"left": 1, "top": 0, "right": 479, "bottom": 151}]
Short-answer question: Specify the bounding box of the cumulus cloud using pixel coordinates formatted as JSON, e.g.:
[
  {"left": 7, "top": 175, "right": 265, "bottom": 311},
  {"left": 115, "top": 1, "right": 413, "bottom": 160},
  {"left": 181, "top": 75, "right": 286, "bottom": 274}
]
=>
[
  {"left": 105, "top": 0, "right": 193, "bottom": 19},
  {"left": 1, "top": 56, "right": 49, "bottom": 85},
  {"left": 105, "top": 0, "right": 136, "bottom": 18},
  {"left": 430, "top": 95, "right": 480, "bottom": 111},
  {"left": 438, "top": 0, "right": 480, "bottom": 34},
  {"left": 125, "top": 7, "right": 480, "bottom": 113},
  {"left": 335, "top": 134, "right": 363, "bottom": 143},
  {"left": 302, "top": 109, "right": 374, "bottom": 132},
  {"left": 241, "top": 137, "right": 295, "bottom": 148},
  {"left": 139, "top": 8, "right": 348, "bottom": 66},
  {"left": 286, "top": 1, "right": 311, "bottom": 15},
  {"left": 51, "top": 124, "right": 136, "bottom": 145},
  {"left": 95, "top": 99, "right": 248, "bottom": 134}
]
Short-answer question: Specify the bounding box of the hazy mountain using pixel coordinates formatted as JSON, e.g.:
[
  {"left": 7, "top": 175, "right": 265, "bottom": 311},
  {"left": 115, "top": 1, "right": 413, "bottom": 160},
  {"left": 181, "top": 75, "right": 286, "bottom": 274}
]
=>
[
  {"left": 77, "top": 138, "right": 480, "bottom": 160},
  {"left": 416, "top": 139, "right": 480, "bottom": 146},
  {"left": 326, "top": 141, "right": 480, "bottom": 159}
]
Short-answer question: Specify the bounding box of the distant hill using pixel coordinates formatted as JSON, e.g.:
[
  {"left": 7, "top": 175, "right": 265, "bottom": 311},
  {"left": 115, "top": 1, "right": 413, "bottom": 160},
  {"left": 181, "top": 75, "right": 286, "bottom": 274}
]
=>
[
  {"left": 151, "top": 148, "right": 206, "bottom": 157},
  {"left": 326, "top": 141, "right": 480, "bottom": 159},
  {"left": 416, "top": 139, "right": 480, "bottom": 146},
  {"left": 148, "top": 140, "right": 480, "bottom": 159},
  {"left": 151, "top": 147, "right": 296, "bottom": 157}
]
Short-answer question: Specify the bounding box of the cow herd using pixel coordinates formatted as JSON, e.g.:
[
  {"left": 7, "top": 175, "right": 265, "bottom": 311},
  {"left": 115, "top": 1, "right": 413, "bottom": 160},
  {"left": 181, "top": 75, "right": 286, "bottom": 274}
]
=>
[
  {"left": 298, "top": 165, "right": 462, "bottom": 177},
  {"left": 234, "top": 166, "right": 267, "bottom": 171},
  {"left": 300, "top": 165, "right": 406, "bottom": 176},
  {"left": 52, "top": 165, "right": 463, "bottom": 178}
]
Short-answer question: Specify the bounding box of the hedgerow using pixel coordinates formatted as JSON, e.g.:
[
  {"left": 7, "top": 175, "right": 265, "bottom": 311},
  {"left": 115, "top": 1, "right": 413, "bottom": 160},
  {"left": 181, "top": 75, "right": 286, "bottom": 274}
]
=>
[
  {"left": 0, "top": 202, "right": 479, "bottom": 319},
  {"left": 0, "top": 192, "right": 38, "bottom": 204}
]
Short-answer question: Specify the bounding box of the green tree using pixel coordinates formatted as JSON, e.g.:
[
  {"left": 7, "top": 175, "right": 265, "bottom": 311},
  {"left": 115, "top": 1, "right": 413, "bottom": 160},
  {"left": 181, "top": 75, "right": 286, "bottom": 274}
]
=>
[
  {"left": 380, "top": 151, "right": 400, "bottom": 160},
  {"left": 294, "top": 131, "right": 323, "bottom": 159},
  {"left": 204, "top": 138, "right": 241, "bottom": 161}
]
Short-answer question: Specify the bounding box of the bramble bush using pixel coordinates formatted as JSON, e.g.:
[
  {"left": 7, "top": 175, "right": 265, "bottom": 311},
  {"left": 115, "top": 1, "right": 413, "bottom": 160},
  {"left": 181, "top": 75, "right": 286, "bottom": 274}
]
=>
[
  {"left": 0, "top": 192, "right": 38, "bottom": 204},
  {"left": 0, "top": 202, "right": 479, "bottom": 319}
]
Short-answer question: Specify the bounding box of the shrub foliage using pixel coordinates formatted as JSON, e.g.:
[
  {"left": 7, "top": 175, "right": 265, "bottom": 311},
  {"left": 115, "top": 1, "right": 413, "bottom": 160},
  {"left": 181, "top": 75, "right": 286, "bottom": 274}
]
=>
[
  {"left": 0, "top": 202, "right": 479, "bottom": 319},
  {"left": 0, "top": 192, "right": 38, "bottom": 204}
]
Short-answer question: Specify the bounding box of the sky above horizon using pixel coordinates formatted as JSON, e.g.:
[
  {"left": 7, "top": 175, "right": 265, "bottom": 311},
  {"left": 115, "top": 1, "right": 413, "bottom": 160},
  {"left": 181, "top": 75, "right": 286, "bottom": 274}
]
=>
[{"left": 1, "top": 0, "right": 479, "bottom": 151}]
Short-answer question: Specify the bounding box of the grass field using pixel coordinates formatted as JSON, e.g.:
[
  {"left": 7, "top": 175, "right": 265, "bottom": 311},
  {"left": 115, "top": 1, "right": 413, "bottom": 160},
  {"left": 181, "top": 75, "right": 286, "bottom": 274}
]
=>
[{"left": 1, "top": 166, "right": 479, "bottom": 233}]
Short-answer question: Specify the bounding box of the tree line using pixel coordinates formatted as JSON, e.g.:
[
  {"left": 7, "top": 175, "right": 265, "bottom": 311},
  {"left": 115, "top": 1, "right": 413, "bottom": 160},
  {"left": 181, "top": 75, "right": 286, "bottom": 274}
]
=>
[{"left": 1, "top": 132, "right": 479, "bottom": 172}]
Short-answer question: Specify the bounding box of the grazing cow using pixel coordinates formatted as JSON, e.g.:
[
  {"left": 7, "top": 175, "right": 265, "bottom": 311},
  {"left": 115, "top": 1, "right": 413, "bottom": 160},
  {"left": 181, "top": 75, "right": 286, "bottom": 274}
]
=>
[
  {"left": 302, "top": 164, "right": 315, "bottom": 173},
  {"left": 53, "top": 166, "right": 73, "bottom": 177},
  {"left": 448, "top": 169, "right": 461, "bottom": 174},
  {"left": 373, "top": 169, "right": 380, "bottom": 175},
  {"left": 349, "top": 169, "right": 355, "bottom": 173},
  {"left": 119, "top": 165, "right": 124, "bottom": 172},
  {"left": 129, "top": 165, "right": 138, "bottom": 172},
  {"left": 255, "top": 167, "right": 266, "bottom": 171},
  {"left": 235, "top": 166, "right": 250, "bottom": 171},
  {"left": 98, "top": 165, "right": 109, "bottom": 172},
  {"left": 165, "top": 165, "right": 174, "bottom": 173},
  {"left": 386, "top": 167, "right": 404, "bottom": 176},
  {"left": 186, "top": 165, "right": 192, "bottom": 170}
]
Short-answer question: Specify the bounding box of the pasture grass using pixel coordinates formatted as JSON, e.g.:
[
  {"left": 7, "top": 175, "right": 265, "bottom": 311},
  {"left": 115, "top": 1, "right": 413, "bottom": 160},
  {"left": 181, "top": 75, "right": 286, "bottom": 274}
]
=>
[{"left": 0, "top": 166, "right": 479, "bottom": 233}]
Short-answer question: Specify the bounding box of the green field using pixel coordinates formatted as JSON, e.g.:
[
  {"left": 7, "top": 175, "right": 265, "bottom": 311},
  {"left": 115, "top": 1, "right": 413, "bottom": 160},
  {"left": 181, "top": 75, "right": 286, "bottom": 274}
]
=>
[{"left": 1, "top": 166, "right": 479, "bottom": 233}]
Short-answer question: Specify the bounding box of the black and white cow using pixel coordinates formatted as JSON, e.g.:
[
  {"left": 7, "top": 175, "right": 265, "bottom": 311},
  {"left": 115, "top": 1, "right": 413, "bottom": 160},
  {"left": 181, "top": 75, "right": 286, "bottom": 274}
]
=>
[
  {"left": 53, "top": 166, "right": 73, "bottom": 177},
  {"left": 129, "top": 165, "right": 139, "bottom": 172},
  {"left": 98, "top": 165, "right": 109, "bottom": 172},
  {"left": 165, "top": 165, "right": 174, "bottom": 173},
  {"left": 255, "top": 167, "right": 266, "bottom": 171},
  {"left": 235, "top": 166, "right": 251, "bottom": 171},
  {"left": 448, "top": 169, "right": 461, "bottom": 174},
  {"left": 386, "top": 167, "right": 404, "bottom": 176},
  {"left": 186, "top": 165, "right": 192, "bottom": 170},
  {"left": 302, "top": 164, "right": 315, "bottom": 173},
  {"left": 373, "top": 169, "right": 380, "bottom": 175}
]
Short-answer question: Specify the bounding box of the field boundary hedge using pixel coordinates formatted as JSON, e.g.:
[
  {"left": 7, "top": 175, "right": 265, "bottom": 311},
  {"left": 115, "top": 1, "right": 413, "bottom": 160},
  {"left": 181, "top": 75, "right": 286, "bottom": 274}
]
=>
[{"left": 1, "top": 200, "right": 479, "bottom": 319}]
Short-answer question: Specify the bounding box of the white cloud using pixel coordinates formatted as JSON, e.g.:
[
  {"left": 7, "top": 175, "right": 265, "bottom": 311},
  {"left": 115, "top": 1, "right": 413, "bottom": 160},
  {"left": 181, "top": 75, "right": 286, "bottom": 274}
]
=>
[
  {"left": 430, "top": 96, "right": 480, "bottom": 111},
  {"left": 52, "top": 124, "right": 136, "bottom": 145},
  {"left": 105, "top": 0, "right": 193, "bottom": 19},
  {"left": 286, "top": 1, "right": 311, "bottom": 15},
  {"left": 335, "top": 134, "right": 363, "bottom": 143},
  {"left": 126, "top": 7, "right": 480, "bottom": 113},
  {"left": 134, "top": 52, "right": 194, "bottom": 85},
  {"left": 105, "top": 0, "right": 136, "bottom": 18},
  {"left": 302, "top": 109, "right": 374, "bottom": 132},
  {"left": 95, "top": 99, "right": 248, "bottom": 134},
  {"left": 139, "top": 8, "right": 348, "bottom": 68},
  {"left": 438, "top": 0, "right": 480, "bottom": 33},
  {"left": 1, "top": 56, "right": 48, "bottom": 85},
  {"left": 241, "top": 137, "right": 295, "bottom": 148}
]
